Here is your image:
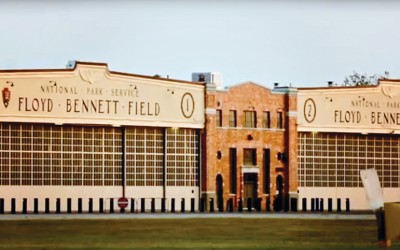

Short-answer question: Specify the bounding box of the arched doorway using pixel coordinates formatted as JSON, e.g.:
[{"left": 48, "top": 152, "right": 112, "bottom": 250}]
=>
[
  {"left": 216, "top": 174, "right": 224, "bottom": 212},
  {"left": 274, "top": 175, "right": 284, "bottom": 211}
]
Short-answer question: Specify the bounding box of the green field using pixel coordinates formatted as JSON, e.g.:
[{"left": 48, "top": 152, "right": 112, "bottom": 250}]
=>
[{"left": 0, "top": 218, "right": 393, "bottom": 249}]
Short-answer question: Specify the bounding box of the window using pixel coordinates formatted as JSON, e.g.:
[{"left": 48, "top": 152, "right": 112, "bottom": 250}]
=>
[
  {"left": 125, "top": 127, "right": 164, "bottom": 186},
  {"left": 229, "top": 110, "right": 237, "bottom": 127},
  {"left": 0, "top": 123, "right": 200, "bottom": 188},
  {"left": 243, "top": 148, "right": 257, "bottom": 166},
  {"left": 298, "top": 132, "right": 400, "bottom": 188},
  {"left": 263, "top": 111, "right": 271, "bottom": 128},
  {"left": 243, "top": 111, "right": 256, "bottom": 128},
  {"left": 0, "top": 124, "right": 122, "bottom": 186},
  {"left": 165, "top": 128, "right": 199, "bottom": 187},
  {"left": 263, "top": 149, "right": 271, "bottom": 194},
  {"left": 277, "top": 111, "right": 284, "bottom": 129},
  {"left": 216, "top": 110, "right": 222, "bottom": 127},
  {"left": 229, "top": 148, "right": 237, "bottom": 194}
]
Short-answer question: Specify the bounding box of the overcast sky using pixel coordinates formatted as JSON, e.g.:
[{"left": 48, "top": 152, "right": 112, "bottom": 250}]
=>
[{"left": 1, "top": 0, "right": 399, "bottom": 88}]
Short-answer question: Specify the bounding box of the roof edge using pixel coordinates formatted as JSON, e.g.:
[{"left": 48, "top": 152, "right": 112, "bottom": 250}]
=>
[{"left": 0, "top": 61, "right": 203, "bottom": 86}]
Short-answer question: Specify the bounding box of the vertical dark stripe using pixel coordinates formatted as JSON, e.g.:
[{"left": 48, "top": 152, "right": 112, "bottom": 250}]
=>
[
  {"left": 162, "top": 128, "right": 167, "bottom": 200},
  {"left": 196, "top": 130, "right": 201, "bottom": 187},
  {"left": 229, "top": 148, "right": 237, "bottom": 194},
  {"left": 264, "top": 149, "right": 270, "bottom": 194},
  {"left": 122, "top": 127, "right": 126, "bottom": 197}
]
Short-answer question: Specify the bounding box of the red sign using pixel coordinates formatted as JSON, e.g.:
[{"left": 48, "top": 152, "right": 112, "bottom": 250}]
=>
[{"left": 118, "top": 197, "right": 129, "bottom": 209}]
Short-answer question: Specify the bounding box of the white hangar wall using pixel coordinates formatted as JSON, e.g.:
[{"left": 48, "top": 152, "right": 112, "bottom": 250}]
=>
[
  {"left": 297, "top": 80, "right": 400, "bottom": 211},
  {"left": 0, "top": 62, "right": 204, "bottom": 212}
]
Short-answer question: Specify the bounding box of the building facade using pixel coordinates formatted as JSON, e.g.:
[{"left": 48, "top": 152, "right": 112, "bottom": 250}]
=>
[
  {"left": 0, "top": 62, "right": 204, "bottom": 212},
  {"left": 201, "top": 75, "right": 298, "bottom": 211},
  {"left": 297, "top": 80, "right": 400, "bottom": 210},
  {"left": 4, "top": 62, "right": 397, "bottom": 213}
]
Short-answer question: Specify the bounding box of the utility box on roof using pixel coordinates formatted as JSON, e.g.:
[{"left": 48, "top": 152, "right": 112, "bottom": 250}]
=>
[{"left": 192, "top": 72, "right": 222, "bottom": 87}]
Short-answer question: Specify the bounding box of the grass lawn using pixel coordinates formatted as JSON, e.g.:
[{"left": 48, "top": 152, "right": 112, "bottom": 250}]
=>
[{"left": 0, "top": 218, "right": 394, "bottom": 249}]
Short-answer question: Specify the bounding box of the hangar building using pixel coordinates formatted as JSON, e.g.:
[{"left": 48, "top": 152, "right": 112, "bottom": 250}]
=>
[
  {"left": 0, "top": 61, "right": 204, "bottom": 212},
  {"left": 297, "top": 81, "right": 400, "bottom": 210}
]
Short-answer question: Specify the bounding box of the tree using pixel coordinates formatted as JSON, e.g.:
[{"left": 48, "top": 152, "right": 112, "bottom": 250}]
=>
[{"left": 343, "top": 71, "right": 389, "bottom": 86}]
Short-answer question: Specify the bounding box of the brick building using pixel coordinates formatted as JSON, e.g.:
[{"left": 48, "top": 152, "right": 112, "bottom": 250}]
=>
[{"left": 200, "top": 73, "right": 298, "bottom": 211}]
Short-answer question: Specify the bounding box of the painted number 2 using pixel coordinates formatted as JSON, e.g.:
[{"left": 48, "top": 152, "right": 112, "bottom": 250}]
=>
[{"left": 304, "top": 98, "right": 316, "bottom": 123}]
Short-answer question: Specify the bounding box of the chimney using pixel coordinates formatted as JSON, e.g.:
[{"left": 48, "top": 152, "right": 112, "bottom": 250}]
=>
[
  {"left": 328, "top": 81, "right": 333, "bottom": 87},
  {"left": 274, "top": 82, "right": 279, "bottom": 88}
]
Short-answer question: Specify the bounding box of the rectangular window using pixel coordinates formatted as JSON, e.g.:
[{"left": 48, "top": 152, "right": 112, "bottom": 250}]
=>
[
  {"left": 229, "top": 148, "right": 237, "bottom": 194},
  {"left": 263, "top": 149, "right": 270, "bottom": 194},
  {"left": 243, "top": 111, "right": 256, "bottom": 128},
  {"left": 125, "top": 127, "right": 164, "bottom": 187},
  {"left": 0, "top": 124, "right": 123, "bottom": 187},
  {"left": 298, "top": 132, "right": 400, "bottom": 188},
  {"left": 263, "top": 111, "right": 271, "bottom": 128},
  {"left": 165, "top": 128, "right": 199, "bottom": 187},
  {"left": 229, "top": 110, "right": 237, "bottom": 127},
  {"left": 243, "top": 148, "right": 257, "bottom": 166},
  {"left": 277, "top": 111, "right": 284, "bottom": 129},
  {"left": 216, "top": 110, "right": 222, "bottom": 127}
]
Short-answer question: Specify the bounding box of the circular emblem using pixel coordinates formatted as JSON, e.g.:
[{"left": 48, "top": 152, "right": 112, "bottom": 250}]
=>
[
  {"left": 304, "top": 98, "right": 316, "bottom": 123},
  {"left": 181, "top": 92, "right": 195, "bottom": 118}
]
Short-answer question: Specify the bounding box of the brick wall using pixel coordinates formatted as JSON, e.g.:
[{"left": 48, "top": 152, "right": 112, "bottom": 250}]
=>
[{"left": 202, "top": 82, "right": 298, "bottom": 209}]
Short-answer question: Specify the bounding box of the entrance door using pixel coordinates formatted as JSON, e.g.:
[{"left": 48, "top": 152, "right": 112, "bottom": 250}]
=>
[
  {"left": 216, "top": 174, "right": 224, "bottom": 212},
  {"left": 243, "top": 173, "right": 257, "bottom": 206},
  {"left": 274, "top": 175, "right": 284, "bottom": 211}
]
